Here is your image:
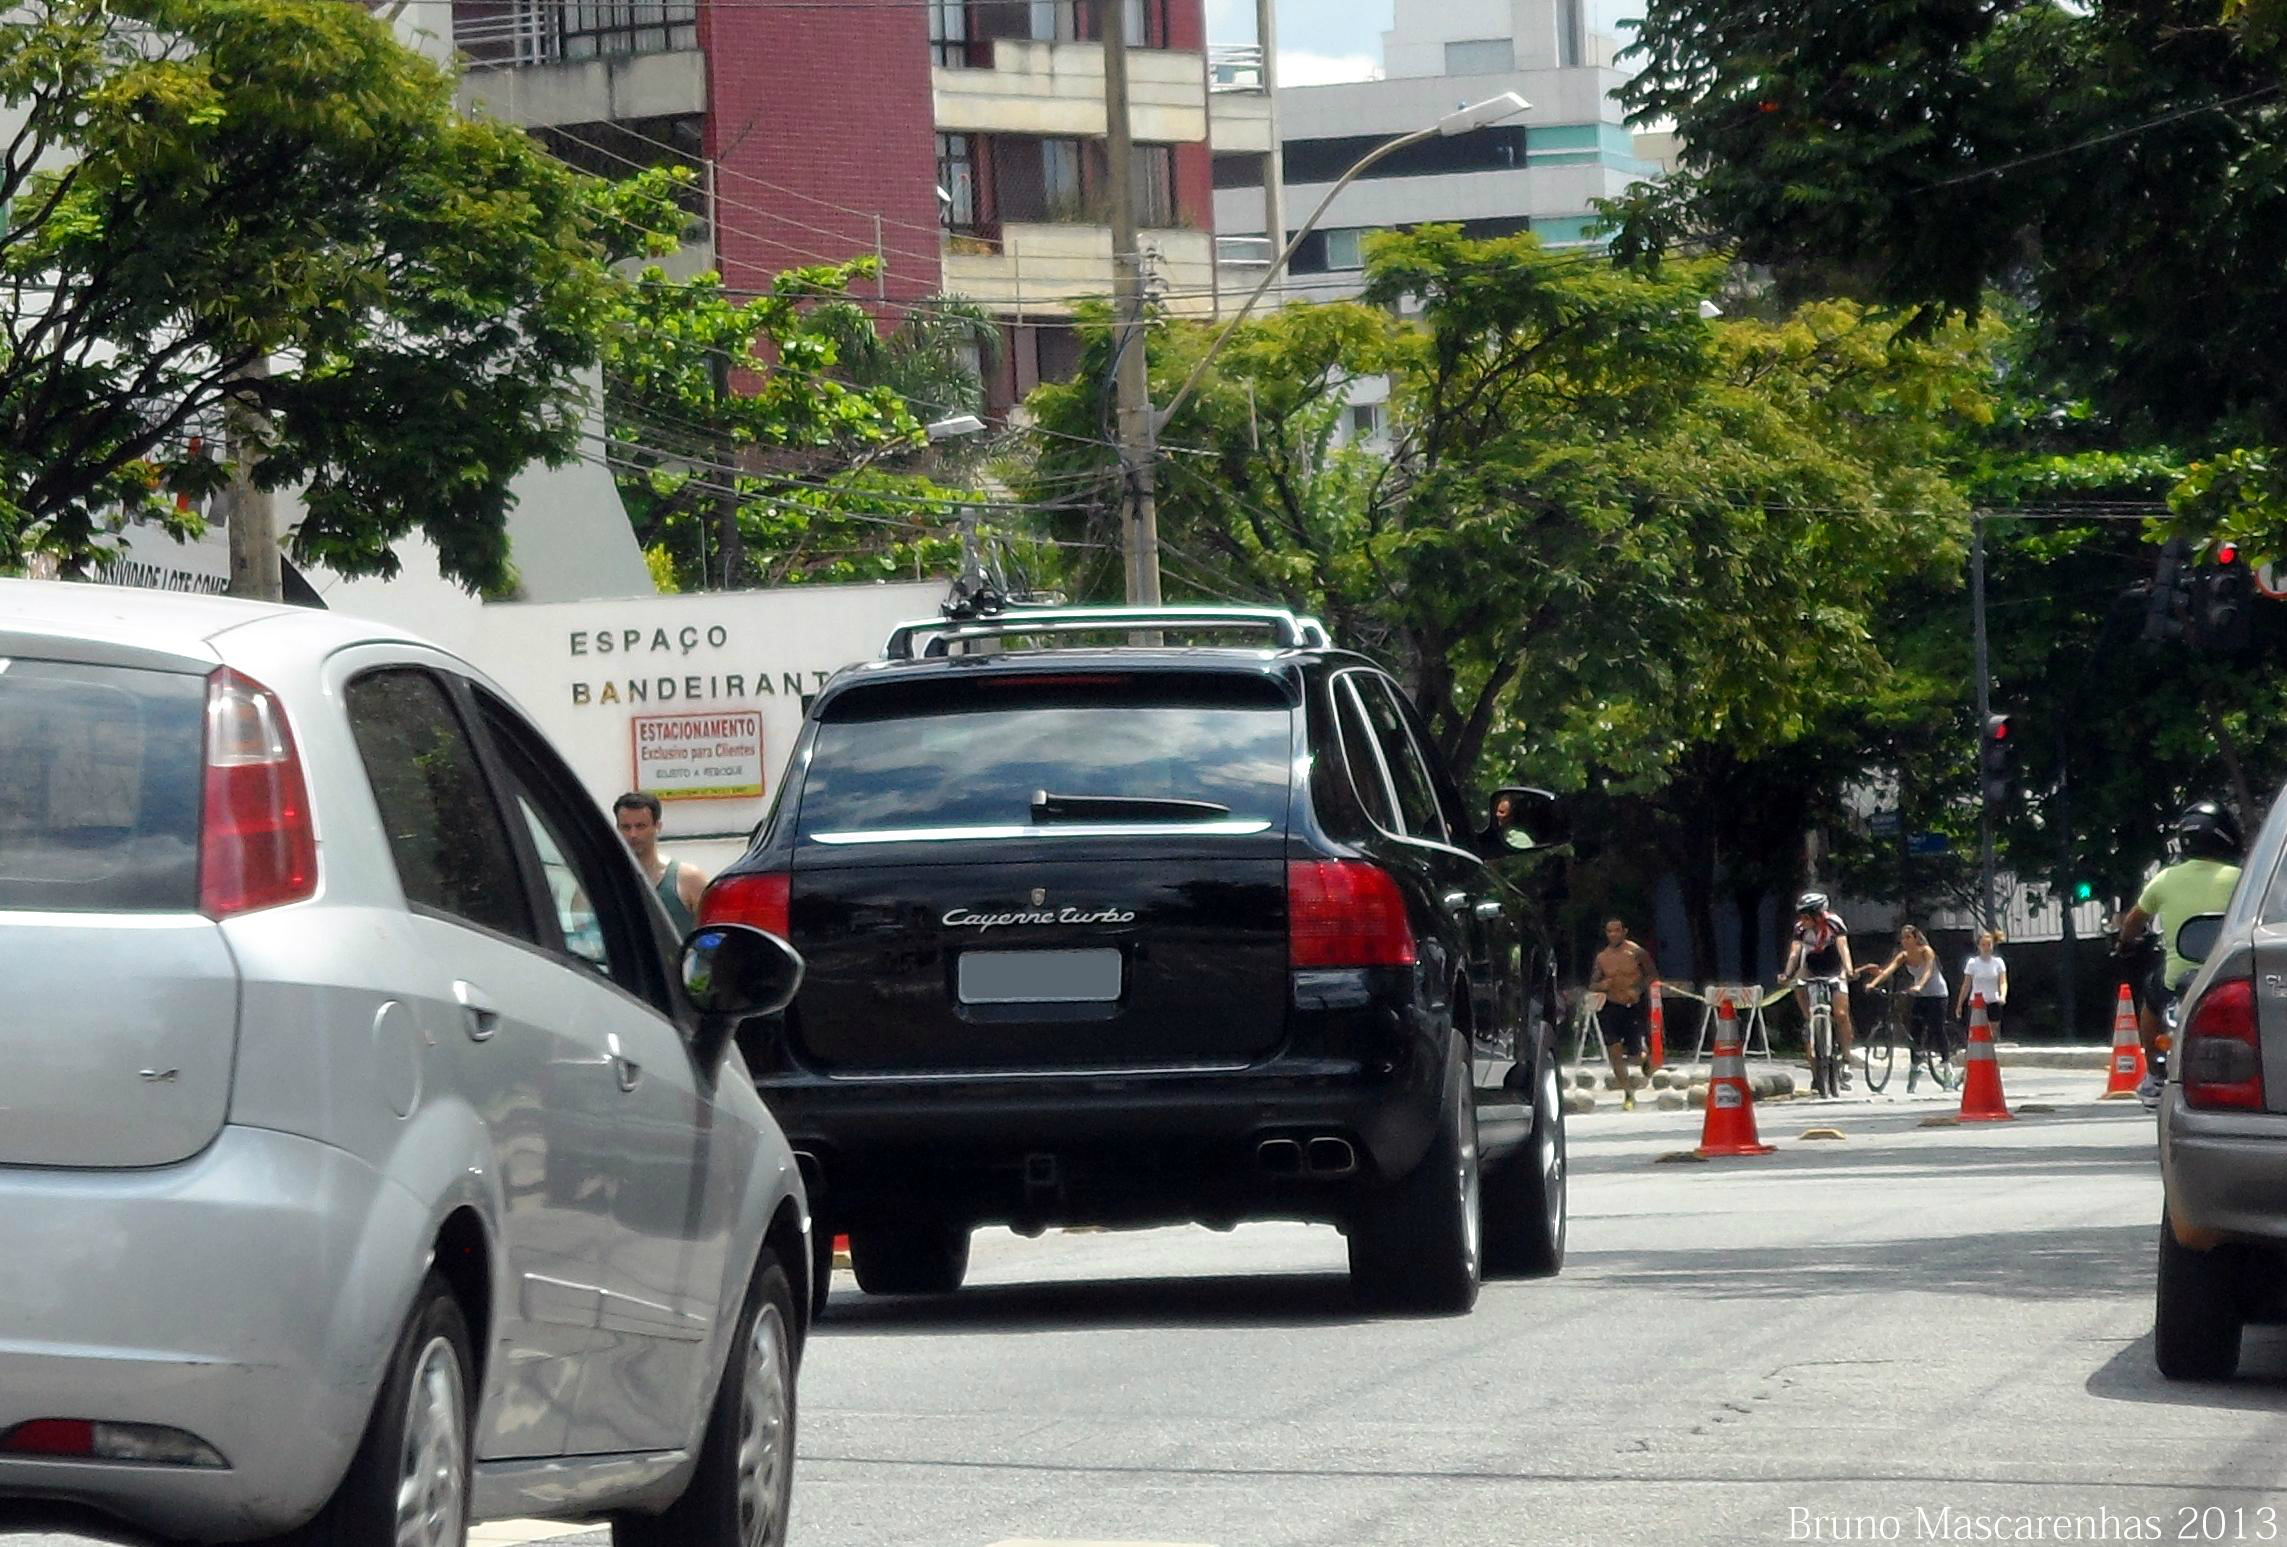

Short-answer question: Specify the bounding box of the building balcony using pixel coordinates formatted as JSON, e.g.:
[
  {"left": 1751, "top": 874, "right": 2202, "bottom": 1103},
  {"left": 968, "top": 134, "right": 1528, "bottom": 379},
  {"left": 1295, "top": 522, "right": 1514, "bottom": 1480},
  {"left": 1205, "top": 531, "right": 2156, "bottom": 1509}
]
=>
[
  {"left": 942, "top": 222, "right": 1217, "bottom": 319},
  {"left": 934, "top": 40, "right": 1208, "bottom": 143},
  {"left": 1207, "top": 76, "right": 1275, "bottom": 154},
  {"left": 1208, "top": 43, "right": 1266, "bottom": 92},
  {"left": 451, "top": 2, "right": 705, "bottom": 129}
]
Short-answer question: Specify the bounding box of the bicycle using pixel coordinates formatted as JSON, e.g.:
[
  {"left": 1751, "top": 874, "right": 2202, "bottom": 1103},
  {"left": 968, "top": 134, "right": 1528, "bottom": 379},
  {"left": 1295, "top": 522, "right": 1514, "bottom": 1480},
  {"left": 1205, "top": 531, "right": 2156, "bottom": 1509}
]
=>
[
  {"left": 1862, "top": 989, "right": 1961, "bottom": 1094},
  {"left": 1792, "top": 975, "right": 1846, "bottom": 1099}
]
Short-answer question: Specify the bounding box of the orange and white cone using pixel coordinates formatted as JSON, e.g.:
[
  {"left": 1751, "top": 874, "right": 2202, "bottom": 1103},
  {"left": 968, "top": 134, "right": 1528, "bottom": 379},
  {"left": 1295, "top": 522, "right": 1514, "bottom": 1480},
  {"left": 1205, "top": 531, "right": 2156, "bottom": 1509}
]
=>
[
  {"left": 2100, "top": 983, "right": 2148, "bottom": 1100},
  {"left": 1957, "top": 994, "right": 2014, "bottom": 1122},
  {"left": 1649, "top": 980, "right": 1668, "bottom": 1069},
  {"left": 1696, "top": 996, "right": 1776, "bottom": 1157}
]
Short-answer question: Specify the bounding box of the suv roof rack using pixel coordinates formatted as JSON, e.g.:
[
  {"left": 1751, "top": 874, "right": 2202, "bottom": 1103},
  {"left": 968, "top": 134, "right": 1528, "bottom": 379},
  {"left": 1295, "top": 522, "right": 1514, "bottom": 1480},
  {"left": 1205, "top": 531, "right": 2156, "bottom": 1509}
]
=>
[{"left": 883, "top": 605, "right": 1332, "bottom": 661}]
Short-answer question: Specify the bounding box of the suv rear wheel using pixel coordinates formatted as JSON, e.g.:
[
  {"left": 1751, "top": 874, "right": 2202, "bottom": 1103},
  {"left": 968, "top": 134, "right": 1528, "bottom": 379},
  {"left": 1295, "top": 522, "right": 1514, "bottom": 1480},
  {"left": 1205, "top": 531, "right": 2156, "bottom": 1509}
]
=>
[
  {"left": 1347, "top": 1036, "right": 1481, "bottom": 1314},
  {"left": 850, "top": 1223, "right": 972, "bottom": 1296},
  {"left": 1484, "top": 1033, "right": 1566, "bottom": 1278},
  {"left": 2156, "top": 1212, "right": 2244, "bottom": 1380}
]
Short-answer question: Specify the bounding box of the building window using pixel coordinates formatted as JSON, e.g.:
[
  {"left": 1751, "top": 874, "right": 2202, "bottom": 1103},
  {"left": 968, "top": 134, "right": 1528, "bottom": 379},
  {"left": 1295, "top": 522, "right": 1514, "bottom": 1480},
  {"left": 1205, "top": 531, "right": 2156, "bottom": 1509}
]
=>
[
  {"left": 1349, "top": 404, "right": 1384, "bottom": 441},
  {"left": 1444, "top": 37, "right": 1515, "bottom": 74},
  {"left": 929, "top": 0, "right": 974, "bottom": 66},
  {"left": 1283, "top": 127, "right": 1526, "bottom": 185},
  {"left": 1014, "top": 0, "right": 1165, "bottom": 47},
  {"left": 1035, "top": 324, "right": 1085, "bottom": 385},
  {"left": 1323, "top": 227, "right": 1367, "bottom": 270},
  {"left": 994, "top": 137, "right": 1089, "bottom": 223},
  {"left": 559, "top": 0, "right": 698, "bottom": 60},
  {"left": 1558, "top": 0, "right": 1585, "bottom": 66},
  {"left": 938, "top": 133, "right": 981, "bottom": 233},
  {"left": 1131, "top": 144, "right": 1176, "bottom": 228}
]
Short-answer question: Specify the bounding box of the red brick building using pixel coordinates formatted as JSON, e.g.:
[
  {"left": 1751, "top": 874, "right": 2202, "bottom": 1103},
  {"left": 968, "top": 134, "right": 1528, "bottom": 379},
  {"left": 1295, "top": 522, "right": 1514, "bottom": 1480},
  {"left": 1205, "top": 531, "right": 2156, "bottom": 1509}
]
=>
[{"left": 447, "top": 0, "right": 1282, "bottom": 408}]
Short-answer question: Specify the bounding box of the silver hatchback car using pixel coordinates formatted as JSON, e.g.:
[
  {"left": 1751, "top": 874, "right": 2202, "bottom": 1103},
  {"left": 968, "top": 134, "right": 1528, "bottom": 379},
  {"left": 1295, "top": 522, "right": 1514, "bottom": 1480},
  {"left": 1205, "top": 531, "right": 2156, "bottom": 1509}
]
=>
[
  {"left": 0, "top": 581, "right": 811, "bottom": 1546},
  {"left": 2156, "top": 785, "right": 2287, "bottom": 1380}
]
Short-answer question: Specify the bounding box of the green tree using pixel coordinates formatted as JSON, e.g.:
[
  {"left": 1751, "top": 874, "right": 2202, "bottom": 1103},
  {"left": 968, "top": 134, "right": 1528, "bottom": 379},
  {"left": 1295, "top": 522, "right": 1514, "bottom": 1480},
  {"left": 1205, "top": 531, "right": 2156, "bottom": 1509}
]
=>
[
  {"left": 603, "top": 261, "right": 1013, "bottom": 589},
  {"left": 0, "top": 0, "right": 674, "bottom": 590},
  {"left": 1026, "top": 230, "right": 1986, "bottom": 799},
  {"left": 1610, "top": 0, "right": 2287, "bottom": 555}
]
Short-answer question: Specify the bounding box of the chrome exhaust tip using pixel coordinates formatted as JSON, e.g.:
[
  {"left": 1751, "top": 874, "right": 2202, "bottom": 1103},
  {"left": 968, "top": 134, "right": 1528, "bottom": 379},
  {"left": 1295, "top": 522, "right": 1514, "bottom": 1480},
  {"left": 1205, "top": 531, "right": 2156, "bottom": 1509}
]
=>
[
  {"left": 1305, "top": 1136, "right": 1357, "bottom": 1177},
  {"left": 1256, "top": 1137, "right": 1304, "bottom": 1176}
]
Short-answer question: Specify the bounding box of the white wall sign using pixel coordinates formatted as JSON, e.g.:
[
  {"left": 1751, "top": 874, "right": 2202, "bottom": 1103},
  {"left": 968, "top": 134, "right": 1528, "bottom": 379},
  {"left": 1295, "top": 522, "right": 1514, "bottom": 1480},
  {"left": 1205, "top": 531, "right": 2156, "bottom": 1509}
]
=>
[{"left": 633, "top": 709, "right": 765, "bottom": 800}]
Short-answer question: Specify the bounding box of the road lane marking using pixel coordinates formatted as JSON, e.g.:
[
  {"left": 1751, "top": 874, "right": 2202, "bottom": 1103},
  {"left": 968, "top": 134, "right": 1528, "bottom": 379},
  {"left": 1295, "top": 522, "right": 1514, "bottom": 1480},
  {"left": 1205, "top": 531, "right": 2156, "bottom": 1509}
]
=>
[{"left": 468, "top": 1522, "right": 598, "bottom": 1545}]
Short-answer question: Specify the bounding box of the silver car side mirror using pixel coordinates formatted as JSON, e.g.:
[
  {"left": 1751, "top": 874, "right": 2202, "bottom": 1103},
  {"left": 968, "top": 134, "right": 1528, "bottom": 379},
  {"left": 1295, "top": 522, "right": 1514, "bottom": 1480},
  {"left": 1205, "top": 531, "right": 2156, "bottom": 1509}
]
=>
[
  {"left": 2176, "top": 913, "right": 2226, "bottom": 968},
  {"left": 680, "top": 924, "right": 804, "bottom": 1073}
]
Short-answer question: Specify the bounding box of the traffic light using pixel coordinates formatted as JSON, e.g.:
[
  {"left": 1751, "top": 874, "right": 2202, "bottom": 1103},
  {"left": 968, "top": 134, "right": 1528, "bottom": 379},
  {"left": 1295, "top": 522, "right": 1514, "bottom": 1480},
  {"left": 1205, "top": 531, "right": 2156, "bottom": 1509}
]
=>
[
  {"left": 1980, "top": 712, "right": 2018, "bottom": 804},
  {"left": 2143, "top": 538, "right": 2193, "bottom": 644},
  {"left": 2072, "top": 879, "right": 2097, "bottom": 904},
  {"left": 2200, "top": 541, "right": 2255, "bottom": 653}
]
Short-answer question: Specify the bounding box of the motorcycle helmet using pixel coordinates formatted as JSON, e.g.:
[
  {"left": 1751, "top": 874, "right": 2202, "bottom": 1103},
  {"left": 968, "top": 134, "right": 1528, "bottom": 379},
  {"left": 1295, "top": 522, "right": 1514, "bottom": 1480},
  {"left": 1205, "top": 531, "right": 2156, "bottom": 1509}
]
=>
[{"left": 2176, "top": 800, "right": 2244, "bottom": 860}]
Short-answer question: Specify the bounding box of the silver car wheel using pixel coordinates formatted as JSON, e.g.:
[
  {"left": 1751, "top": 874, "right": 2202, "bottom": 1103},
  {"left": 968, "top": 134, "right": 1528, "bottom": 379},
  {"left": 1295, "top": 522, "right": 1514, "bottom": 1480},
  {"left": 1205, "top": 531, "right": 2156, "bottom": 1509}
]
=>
[
  {"left": 1540, "top": 1059, "right": 1567, "bottom": 1238},
  {"left": 395, "top": 1335, "right": 467, "bottom": 1547},
  {"left": 736, "top": 1300, "right": 792, "bottom": 1547},
  {"left": 1459, "top": 1083, "right": 1482, "bottom": 1281}
]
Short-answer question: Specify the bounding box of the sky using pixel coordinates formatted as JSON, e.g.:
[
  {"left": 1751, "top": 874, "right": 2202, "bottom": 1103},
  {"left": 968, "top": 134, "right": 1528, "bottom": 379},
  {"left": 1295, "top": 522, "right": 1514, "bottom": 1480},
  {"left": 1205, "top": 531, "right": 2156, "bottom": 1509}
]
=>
[{"left": 1205, "top": 0, "right": 1393, "bottom": 85}]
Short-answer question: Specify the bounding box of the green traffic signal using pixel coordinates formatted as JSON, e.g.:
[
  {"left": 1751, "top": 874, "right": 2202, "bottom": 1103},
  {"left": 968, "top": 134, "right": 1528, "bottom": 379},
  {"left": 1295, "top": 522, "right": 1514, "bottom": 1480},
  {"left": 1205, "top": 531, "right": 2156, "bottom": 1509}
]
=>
[{"left": 2073, "top": 880, "right": 2096, "bottom": 903}]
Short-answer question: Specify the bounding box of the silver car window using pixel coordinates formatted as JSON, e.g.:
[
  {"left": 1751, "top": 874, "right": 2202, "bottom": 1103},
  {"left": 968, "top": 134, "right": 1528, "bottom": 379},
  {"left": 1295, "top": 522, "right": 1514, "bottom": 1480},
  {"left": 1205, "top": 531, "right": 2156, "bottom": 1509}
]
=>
[{"left": 345, "top": 668, "right": 535, "bottom": 943}]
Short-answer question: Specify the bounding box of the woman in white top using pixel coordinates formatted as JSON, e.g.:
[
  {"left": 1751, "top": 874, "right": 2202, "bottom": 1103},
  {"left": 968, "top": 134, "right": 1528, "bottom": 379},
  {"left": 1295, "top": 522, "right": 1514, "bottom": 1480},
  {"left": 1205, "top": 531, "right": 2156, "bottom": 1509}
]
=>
[{"left": 1954, "top": 931, "right": 2009, "bottom": 1030}]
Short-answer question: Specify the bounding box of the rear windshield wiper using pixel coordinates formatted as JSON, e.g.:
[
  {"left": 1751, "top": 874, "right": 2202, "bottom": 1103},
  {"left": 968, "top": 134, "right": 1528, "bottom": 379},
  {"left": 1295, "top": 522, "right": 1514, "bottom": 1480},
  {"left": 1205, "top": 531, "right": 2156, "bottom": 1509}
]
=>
[{"left": 1030, "top": 790, "right": 1233, "bottom": 822}]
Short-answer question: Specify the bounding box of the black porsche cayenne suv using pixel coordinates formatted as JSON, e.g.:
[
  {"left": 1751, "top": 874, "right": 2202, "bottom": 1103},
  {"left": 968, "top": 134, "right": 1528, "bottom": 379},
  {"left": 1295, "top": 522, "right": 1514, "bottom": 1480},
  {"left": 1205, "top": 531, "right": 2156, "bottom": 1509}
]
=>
[{"left": 702, "top": 606, "right": 1567, "bottom": 1315}]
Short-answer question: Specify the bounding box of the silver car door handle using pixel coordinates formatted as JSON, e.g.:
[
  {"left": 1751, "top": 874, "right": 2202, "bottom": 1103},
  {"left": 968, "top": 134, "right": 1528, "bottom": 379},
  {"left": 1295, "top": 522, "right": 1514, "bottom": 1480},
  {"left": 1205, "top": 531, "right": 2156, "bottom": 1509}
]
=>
[
  {"left": 1442, "top": 890, "right": 1470, "bottom": 912},
  {"left": 1474, "top": 901, "right": 1504, "bottom": 921},
  {"left": 607, "top": 1033, "right": 642, "bottom": 1093},
  {"left": 452, "top": 980, "right": 500, "bottom": 1042}
]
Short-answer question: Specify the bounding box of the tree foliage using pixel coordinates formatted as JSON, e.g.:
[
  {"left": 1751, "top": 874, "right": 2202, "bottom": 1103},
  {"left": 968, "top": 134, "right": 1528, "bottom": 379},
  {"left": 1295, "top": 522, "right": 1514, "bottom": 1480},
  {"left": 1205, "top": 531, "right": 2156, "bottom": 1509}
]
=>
[
  {"left": 1610, "top": 0, "right": 2287, "bottom": 555},
  {"left": 0, "top": 0, "right": 672, "bottom": 589},
  {"left": 1025, "top": 230, "right": 1990, "bottom": 804},
  {"left": 604, "top": 258, "right": 1004, "bottom": 590}
]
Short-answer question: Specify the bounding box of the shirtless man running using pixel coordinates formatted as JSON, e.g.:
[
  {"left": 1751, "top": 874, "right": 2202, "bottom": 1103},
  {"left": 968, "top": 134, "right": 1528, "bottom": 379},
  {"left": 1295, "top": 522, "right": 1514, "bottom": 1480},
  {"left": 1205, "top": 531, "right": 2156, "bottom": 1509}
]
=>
[{"left": 1590, "top": 917, "right": 1659, "bottom": 1111}]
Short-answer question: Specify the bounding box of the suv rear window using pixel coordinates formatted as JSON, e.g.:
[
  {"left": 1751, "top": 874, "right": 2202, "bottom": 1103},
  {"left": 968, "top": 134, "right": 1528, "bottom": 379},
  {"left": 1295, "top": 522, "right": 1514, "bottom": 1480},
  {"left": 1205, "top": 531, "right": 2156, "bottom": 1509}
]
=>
[
  {"left": 0, "top": 658, "right": 205, "bottom": 911},
  {"left": 799, "top": 673, "right": 1294, "bottom": 836}
]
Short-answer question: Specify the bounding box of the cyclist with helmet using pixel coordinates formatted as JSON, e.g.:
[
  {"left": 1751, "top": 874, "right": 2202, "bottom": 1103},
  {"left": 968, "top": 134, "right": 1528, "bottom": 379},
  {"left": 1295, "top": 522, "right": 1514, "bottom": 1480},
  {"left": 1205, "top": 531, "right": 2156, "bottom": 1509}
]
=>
[
  {"left": 1779, "top": 891, "right": 1857, "bottom": 1090},
  {"left": 2116, "top": 799, "right": 2245, "bottom": 1104}
]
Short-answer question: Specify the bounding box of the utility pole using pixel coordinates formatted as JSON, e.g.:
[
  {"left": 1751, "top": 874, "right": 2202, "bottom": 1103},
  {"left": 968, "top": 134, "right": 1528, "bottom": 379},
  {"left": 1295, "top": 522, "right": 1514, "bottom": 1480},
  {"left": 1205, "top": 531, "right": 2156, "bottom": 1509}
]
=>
[
  {"left": 1102, "top": 0, "right": 1162, "bottom": 604},
  {"left": 224, "top": 358, "right": 281, "bottom": 604},
  {"left": 1971, "top": 513, "right": 1998, "bottom": 932},
  {"left": 711, "top": 350, "right": 743, "bottom": 589}
]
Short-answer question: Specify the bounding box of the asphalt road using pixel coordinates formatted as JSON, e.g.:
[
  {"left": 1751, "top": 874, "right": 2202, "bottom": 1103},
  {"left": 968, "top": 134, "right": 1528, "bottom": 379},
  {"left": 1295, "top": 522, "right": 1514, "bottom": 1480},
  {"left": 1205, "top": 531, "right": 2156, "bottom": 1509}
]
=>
[{"left": 14, "top": 1066, "right": 2285, "bottom": 1547}]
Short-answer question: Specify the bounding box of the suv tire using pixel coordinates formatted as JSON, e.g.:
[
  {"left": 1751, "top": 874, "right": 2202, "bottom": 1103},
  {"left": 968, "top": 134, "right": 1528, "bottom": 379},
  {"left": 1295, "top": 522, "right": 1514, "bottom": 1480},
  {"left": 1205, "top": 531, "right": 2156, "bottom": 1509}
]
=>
[
  {"left": 616, "top": 1249, "right": 799, "bottom": 1547},
  {"left": 850, "top": 1224, "right": 971, "bottom": 1296},
  {"left": 1348, "top": 1037, "right": 1481, "bottom": 1314},
  {"left": 1483, "top": 1033, "right": 1566, "bottom": 1278},
  {"left": 276, "top": 1272, "right": 472, "bottom": 1547},
  {"left": 2156, "top": 1212, "right": 2243, "bottom": 1381}
]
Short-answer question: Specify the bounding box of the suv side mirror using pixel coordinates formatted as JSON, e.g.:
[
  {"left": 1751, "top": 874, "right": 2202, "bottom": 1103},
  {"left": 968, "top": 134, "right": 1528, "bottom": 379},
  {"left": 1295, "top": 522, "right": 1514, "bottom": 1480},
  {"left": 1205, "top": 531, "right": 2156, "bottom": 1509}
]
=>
[
  {"left": 1486, "top": 786, "right": 1555, "bottom": 854},
  {"left": 2176, "top": 913, "right": 2226, "bottom": 968},
  {"left": 680, "top": 924, "right": 805, "bottom": 1072}
]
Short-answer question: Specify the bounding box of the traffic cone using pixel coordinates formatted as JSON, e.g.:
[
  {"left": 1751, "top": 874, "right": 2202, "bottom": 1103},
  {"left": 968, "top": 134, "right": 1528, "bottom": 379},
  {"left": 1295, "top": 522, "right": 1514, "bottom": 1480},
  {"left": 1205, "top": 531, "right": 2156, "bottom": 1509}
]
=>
[
  {"left": 1695, "top": 996, "right": 1776, "bottom": 1158},
  {"left": 1649, "top": 980, "right": 1668, "bottom": 1068},
  {"left": 2100, "top": 983, "right": 2147, "bottom": 1100},
  {"left": 1957, "top": 994, "right": 2014, "bottom": 1122}
]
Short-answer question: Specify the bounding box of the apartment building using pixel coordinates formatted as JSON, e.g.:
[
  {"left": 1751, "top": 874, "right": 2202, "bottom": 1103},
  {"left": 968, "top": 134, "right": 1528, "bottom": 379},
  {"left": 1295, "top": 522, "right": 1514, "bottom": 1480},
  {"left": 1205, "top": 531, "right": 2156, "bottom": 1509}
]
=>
[
  {"left": 440, "top": 0, "right": 1282, "bottom": 412},
  {"left": 1213, "top": 0, "right": 1664, "bottom": 446}
]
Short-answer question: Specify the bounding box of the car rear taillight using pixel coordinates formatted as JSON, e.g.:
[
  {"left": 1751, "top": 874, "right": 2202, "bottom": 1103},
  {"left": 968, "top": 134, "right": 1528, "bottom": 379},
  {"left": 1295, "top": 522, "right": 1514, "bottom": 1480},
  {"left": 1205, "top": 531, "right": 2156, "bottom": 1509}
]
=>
[
  {"left": 200, "top": 668, "right": 317, "bottom": 919},
  {"left": 1288, "top": 859, "right": 1417, "bottom": 969},
  {"left": 702, "top": 871, "right": 791, "bottom": 939},
  {"left": 2182, "top": 976, "right": 2264, "bottom": 1111},
  {"left": 0, "top": 1417, "right": 225, "bottom": 1467}
]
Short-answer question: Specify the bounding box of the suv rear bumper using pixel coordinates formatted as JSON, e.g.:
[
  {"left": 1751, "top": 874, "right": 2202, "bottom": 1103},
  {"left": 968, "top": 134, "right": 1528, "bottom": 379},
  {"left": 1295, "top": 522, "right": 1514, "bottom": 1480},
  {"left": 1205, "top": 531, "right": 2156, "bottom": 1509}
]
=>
[
  {"left": 2161, "top": 1094, "right": 2287, "bottom": 1247},
  {"left": 765, "top": 1052, "right": 1449, "bottom": 1230},
  {"left": 0, "top": 1126, "right": 407, "bottom": 1541}
]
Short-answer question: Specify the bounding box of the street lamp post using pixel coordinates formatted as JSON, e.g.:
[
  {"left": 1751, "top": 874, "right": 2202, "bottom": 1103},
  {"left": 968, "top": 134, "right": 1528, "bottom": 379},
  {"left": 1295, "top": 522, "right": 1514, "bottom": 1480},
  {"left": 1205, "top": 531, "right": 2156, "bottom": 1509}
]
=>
[{"left": 1152, "top": 91, "right": 1532, "bottom": 434}]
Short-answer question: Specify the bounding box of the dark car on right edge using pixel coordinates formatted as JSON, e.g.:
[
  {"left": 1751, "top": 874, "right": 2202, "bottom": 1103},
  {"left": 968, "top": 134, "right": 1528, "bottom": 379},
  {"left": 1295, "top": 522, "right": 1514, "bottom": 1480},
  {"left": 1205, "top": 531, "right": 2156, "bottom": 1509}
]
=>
[{"left": 703, "top": 605, "right": 1568, "bottom": 1315}]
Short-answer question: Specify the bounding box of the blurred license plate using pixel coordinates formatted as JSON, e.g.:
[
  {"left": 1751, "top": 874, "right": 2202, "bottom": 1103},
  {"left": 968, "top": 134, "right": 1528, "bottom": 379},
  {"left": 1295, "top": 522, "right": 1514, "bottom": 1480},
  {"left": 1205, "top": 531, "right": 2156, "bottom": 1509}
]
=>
[{"left": 958, "top": 948, "right": 1123, "bottom": 1004}]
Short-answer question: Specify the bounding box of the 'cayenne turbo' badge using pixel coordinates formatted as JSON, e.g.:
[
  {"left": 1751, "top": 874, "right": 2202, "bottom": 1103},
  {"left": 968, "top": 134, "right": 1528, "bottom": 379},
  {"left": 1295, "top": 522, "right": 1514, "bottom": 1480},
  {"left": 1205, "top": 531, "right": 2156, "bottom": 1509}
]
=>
[{"left": 942, "top": 905, "right": 1138, "bottom": 932}]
